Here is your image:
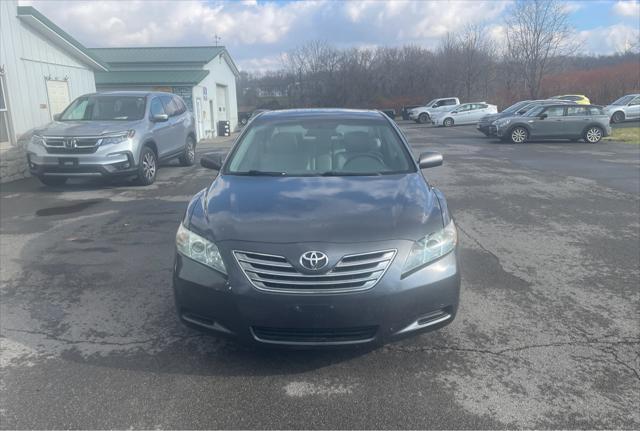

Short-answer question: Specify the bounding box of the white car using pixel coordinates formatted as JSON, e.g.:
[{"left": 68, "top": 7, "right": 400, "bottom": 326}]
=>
[
  {"left": 604, "top": 94, "right": 640, "bottom": 123},
  {"left": 432, "top": 103, "right": 498, "bottom": 127},
  {"left": 409, "top": 97, "right": 460, "bottom": 123}
]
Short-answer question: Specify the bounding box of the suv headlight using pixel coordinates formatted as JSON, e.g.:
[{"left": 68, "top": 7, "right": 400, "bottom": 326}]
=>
[
  {"left": 99, "top": 130, "right": 135, "bottom": 146},
  {"left": 30, "top": 135, "right": 46, "bottom": 147},
  {"left": 402, "top": 219, "right": 457, "bottom": 275},
  {"left": 494, "top": 118, "right": 511, "bottom": 127},
  {"left": 176, "top": 223, "right": 227, "bottom": 274}
]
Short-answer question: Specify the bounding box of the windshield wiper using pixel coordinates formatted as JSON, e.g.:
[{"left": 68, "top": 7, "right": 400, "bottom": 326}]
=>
[
  {"left": 239, "top": 170, "right": 287, "bottom": 176},
  {"left": 320, "top": 171, "right": 381, "bottom": 176}
]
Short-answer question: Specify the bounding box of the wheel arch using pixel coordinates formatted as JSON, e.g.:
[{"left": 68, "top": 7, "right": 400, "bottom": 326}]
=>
[
  {"left": 581, "top": 123, "right": 604, "bottom": 136},
  {"left": 142, "top": 139, "right": 158, "bottom": 159}
]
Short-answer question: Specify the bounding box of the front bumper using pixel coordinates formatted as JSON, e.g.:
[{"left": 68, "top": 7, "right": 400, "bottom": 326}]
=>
[
  {"left": 477, "top": 123, "right": 493, "bottom": 135},
  {"left": 173, "top": 244, "right": 461, "bottom": 347},
  {"left": 27, "top": 150, "right": 137, "bottom": 178}
]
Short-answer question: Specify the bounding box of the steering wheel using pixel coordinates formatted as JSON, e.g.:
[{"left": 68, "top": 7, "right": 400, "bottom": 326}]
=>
[{"left": 342, "top": 154, "right": 386, "bottom": 171}]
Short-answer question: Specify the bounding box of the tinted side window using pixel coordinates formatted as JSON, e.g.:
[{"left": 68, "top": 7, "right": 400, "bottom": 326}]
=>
[
  {"left": 160, "top": 95, "right": 178, "bottom": 117},
  {"left": 588, "top": 106, "right": 604, "bottom": 115},
  {"left": 445, "top": 99, "right": 457, "bottom": 105},
  {"left": 630, "top": 96, "right": 640, "bottom": 106},
  {"left": 150, "top": 98, "right": 166, "bottom": 117},
  {"left": 173, "top": 96, "right": 186, "bottom": 114},
  {"left": 544, "top": 106, "right": 565, "bottom": 117},
  {"left": 566, "top": 106, "right": 589, "bottom": 116},
  {"left": 434, "top": 100, "right": 445, "bottom": 107}
]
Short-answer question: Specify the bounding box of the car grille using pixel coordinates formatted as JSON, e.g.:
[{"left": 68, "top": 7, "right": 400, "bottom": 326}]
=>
[
  {"left": 44, "top": 137, "right": 100, "bottom": 154},
  {"left": 251, "top": 326, "right": 378, "bottom": 344},
  {"left": 233, "top": 249, "right": 396, "bottom": 293}
]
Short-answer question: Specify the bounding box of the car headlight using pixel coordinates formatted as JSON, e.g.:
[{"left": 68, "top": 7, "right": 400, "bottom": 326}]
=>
[
  {"left": 494, "top": 118, "right": 511, "bottom": 127},
  {"left": 176, "top": 223, "right": 227, "bottom": 274},
  {"left": 100, "top": 130, "right": 135, "bottom": 146},
  {"left": 30, "top": 135, "right": 46, "bottom": 147},
  {"left": 402, "top": 219, "right": 457, "bottom": 275}
]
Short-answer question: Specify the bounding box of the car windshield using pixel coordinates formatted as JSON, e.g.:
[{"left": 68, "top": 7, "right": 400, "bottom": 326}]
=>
[
  {"left": 59, "top": 95, "right": 147, "bottom": 121},
  {"left": 611, "top": 95, "right": 635, "bottom": 105},
  {"left": 424, "top": 99, "right": 437, "bottom": 107},
  {"left": 503, "top": 100, "right": 530, "bottom": 114},
  {"left": 225, "top": 118, "right": 416, "bottom": 176}
]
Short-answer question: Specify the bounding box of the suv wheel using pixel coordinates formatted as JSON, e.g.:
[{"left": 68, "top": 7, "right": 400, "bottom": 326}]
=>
[
  {"left": 179, "top": 136, "right": 196, "bottom": 166},
  {"left": 136, "top": 146, "right": 157, "bottom": 185},
  {"left": 38, "top": 176, "right": 67, "bottom": 186},
  {"left": 443, "top": 117, "right": 454, "bottom": 127},
  {"left": 584, "top": 126, "right": 603, "bottom": 144},
  {"left": 418, "top": 113, "right": 430, "bottom": 124},
  {"left": 510, "top": 126, "right": 528, "bottom": 144}
]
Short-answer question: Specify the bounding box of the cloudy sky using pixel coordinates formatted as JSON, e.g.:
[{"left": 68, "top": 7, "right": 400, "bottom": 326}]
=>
[{"left": 21, "top": 0, "right": 640, "bottom": 71}]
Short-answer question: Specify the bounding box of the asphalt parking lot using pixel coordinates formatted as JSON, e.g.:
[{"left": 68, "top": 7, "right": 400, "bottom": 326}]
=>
[{"left": 1, "top": 122, "right": 638, "bottom": 429}]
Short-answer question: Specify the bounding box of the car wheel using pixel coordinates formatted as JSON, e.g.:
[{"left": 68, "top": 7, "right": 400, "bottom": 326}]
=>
[
  {"left": 38, "top": 176, "right": 67, "bottom": 186},
  {"left": 611, "top": 111, "right": 625, "bottom": 124},
  {"left": 510, "top": 126, "right": 528, "bottom": 144},
  {"left": 136, "top": 146, "right": 157, "bottom": 185},
  {"left": 443, "top": 118, "right": 454, "bottom": 127},
  {"left": 418, "top": 113, "right": 430, "bottom": 124},
  {"left": 584, "top": 126, "right": 603, "bottom": 144},
  {"left": 179, "top": 136, "right": 196, "bottom": 166}
]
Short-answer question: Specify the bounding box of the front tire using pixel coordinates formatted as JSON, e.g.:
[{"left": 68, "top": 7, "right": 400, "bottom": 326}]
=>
[
  {"left": 443, "top": 117, "right": 454, "bottom": 127},
  {"left": 179, "top": 136, "right": 196, "bottom": 166},
  {"left": 510, "top": 126, "right": 528, "bottom": 144},
  {"left": 38, "top": 176, "right": 67, "bottom": 186},
  {"left": 584, "top": 126, "right": 603, "bottom": 144},
  {"left": 611, "top": 111, "right": 625, "bottom": 124},
  {"left": 136, "top": 146, "right": 157, "bottom": 185},
  {"left": 418, "top": 113, "right": 430, "bottom": 124}
]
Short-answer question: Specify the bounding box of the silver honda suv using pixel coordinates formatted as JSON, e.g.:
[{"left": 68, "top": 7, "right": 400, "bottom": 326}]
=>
[{"left": 26, "top": 91, "right": 197, "bottom": 186}]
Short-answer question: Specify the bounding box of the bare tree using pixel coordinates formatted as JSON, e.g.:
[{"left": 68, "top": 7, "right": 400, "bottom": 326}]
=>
[{"left": 505, "top": 0, "right": 576, "bottom": 99}]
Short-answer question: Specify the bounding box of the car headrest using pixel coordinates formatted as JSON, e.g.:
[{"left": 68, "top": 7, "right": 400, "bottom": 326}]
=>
[
  {"left": 267, "top": 132, "right": 298, "bottom": 154},
  {"left": 344, "top": 131, "right": 372, "bottom": 153}
]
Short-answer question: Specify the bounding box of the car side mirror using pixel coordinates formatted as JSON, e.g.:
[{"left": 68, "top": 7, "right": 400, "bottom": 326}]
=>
[
  {"left": 539, "top": 113, "right": 548, "bottom": 119},
  {"left": 418, "top": 152, "right": 443, "bottom": 169},
  {"left": 53, "top": 113, "right": 61, "bottom": 121},
  {"left": 200, "top": 153, "right": 223, "bottom": 170},
  {"left": 151, "top": 113, "right": 169, "bottom": 122}
]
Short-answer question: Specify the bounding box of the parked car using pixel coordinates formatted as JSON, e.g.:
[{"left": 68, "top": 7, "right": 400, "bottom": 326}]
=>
[
  {"left": 379, "top": 109, "right": 396, "bottom": 119},
  {"left": 26, "top": 91, "right": 197, "bottom": 186},
  {"left": 476, "top": 100, "right": 533, "bottom": 136},
  {"left": 401, "top": 105, "right": 420, "bottom": 120},
  {"left": 604, "top": 94, "right": 640, "bottom": 123},
  {"left": 485, "top": 99, "right": 577, "bottom": 136},
  {"left": 409, "top": 97, "right": 460, "bottom": 123},
  {"left": 431, "top": 103, "right": 497, "bottom": 127},
  {"left": 550, "top": 94, "right": 591, "bottom": 105},
  {"left": 174, "top": 109, "right": 460, "bottom": 346},
  {"left": 494, "top": 104, "right": 610, "bottom": 144}
]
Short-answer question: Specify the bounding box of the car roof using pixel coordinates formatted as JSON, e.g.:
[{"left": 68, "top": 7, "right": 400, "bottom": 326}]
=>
[
  {"left": 255, "top": 109, "right": 387, "bottom": 121},
  {"left": 86, "top": 91, "right": 177, "bottom": 97}
]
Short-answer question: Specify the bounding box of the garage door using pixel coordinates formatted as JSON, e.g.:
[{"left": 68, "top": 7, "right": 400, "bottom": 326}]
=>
[
  {"left": 46, "top": 80, "right": 70, "bottom": 119},
  {"left": 216, "top": 85, "right": 228, "bottom": 122}
]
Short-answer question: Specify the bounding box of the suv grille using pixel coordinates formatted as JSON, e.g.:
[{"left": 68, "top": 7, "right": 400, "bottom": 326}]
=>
[
  {"left": 252, "top": 326, "right": 378, "bottom": 344},
  {"left": 44, "top": 137, "right": 100, "bottom": 154},
  {"left": 233, "top": 249, "right": 396, "bottom": 293}
]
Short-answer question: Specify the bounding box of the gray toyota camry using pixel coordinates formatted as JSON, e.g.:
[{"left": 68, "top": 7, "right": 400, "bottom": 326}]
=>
[{"left": 173, "top": 109, "right": 460, "bottom": 347}]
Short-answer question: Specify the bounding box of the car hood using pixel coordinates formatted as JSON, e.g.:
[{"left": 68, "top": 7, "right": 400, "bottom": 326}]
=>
[
  {"left": 189, "top": 173, "right": 443, "bottom": 244},
  {"left": 33, "top": 120, "right": 143, "bottom": 137},
  {"left": 479, "top": 113, "right": 501, "bottom": 122}
]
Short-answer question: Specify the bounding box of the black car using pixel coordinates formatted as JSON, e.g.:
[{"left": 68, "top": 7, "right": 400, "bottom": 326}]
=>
[{"left": 173, "top": 109, "right": 460, "bottom": 347}]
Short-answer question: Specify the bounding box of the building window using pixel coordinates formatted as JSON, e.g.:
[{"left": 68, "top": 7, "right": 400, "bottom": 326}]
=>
[{"left": 0, "top": 72, "right": 12, "bottom": 145}]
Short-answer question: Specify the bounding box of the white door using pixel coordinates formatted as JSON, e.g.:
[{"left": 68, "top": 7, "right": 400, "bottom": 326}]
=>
[
  {"left": 216, "top": 85, "right": 228, "bottom": 122},
  {"left": 45, "top": 80, "right": 70, "bottom": 119}
]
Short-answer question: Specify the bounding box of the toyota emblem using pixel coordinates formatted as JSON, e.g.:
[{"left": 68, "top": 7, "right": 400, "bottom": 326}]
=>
[{"left": 299, "top": 251, "right": 329, "bottom": 271}]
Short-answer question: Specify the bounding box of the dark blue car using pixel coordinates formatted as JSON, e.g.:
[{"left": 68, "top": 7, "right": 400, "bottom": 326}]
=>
[{"left": 173, "top": 109, "right": 460, "bottom": 347}]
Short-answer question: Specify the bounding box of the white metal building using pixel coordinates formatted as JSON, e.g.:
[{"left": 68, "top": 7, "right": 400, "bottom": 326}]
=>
[
  {"left": 0, "top": 1, "right": 107, "bottom": 146},
  {"left": 89, "top": 47, "right": 240, "bottom": 139}
]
